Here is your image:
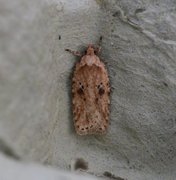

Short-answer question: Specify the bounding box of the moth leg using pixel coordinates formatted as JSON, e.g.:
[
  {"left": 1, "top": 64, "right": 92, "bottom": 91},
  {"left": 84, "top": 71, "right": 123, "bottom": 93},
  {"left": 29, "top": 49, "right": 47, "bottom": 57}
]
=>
[{"left": 65, "top": 49, "right": 82, "bottom": 57}]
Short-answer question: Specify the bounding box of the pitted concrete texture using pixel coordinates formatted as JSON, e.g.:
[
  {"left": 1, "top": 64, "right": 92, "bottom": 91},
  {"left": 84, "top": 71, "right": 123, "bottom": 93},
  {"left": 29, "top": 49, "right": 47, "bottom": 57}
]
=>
[
  {"left": 0, "top": 153, "right": 98, "bottom": 180},
  {"left": 0, "top": 0, "right": 176, "bottom": 179}
]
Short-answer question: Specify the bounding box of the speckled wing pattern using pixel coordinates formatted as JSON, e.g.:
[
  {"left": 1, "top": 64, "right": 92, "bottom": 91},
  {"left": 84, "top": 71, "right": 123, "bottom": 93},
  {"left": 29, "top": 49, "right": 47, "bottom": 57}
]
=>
[{"left": 72, "top": 46, "right": 110, "bottom": 135}]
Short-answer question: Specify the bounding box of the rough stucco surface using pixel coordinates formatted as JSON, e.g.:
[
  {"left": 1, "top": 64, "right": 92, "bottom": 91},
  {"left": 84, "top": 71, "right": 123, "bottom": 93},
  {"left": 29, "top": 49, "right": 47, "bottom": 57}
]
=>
[
  {"left": 0, "top": 153, "right": 98, "bottom": 180},
  {"left": 0, "top": 0, "right": 176, "bottom": 179}
]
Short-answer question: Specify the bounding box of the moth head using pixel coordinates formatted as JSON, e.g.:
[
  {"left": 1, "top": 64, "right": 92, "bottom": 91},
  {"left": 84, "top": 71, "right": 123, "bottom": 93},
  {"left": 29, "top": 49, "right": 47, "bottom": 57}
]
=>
[{"left": 86, "top": 45, "right": 95, "bottom": 55}]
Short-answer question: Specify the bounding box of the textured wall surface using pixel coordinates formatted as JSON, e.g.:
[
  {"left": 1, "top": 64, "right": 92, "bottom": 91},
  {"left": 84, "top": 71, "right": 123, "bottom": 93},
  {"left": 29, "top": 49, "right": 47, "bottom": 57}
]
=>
[
  {"left": 0, "top": 153, "right": 98, "bottom": 180},
  {"left": 0, "top": 0, "right": 176, "bottom": 179}
]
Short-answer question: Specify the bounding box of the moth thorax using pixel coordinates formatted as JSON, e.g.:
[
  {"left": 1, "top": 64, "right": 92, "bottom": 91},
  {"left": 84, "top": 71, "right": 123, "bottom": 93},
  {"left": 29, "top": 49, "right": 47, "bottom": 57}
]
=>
[{"left": 86, "top": 56, "right": 96, "bottom": 66}]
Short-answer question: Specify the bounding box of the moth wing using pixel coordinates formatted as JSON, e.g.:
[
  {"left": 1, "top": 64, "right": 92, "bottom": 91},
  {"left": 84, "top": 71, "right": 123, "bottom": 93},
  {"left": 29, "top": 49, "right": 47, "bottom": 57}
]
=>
[{"left": 72, "top": 62, "right": 110, "bottom": 135}]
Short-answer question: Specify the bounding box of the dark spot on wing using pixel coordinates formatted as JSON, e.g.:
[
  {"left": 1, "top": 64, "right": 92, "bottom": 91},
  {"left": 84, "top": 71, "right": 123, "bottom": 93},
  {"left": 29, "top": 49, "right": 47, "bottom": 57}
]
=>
[
  {"left": 99, "top": 88, "right": 105, "bottom": 95},
  {"left": 77, "top": 88, "right": 84, "bottom": 95}
]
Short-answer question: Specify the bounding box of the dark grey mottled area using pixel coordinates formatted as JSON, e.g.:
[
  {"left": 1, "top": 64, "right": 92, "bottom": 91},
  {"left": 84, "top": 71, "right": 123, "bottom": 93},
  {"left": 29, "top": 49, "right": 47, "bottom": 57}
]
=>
[{"left": 0, "top": 0, "right": 176, "bottom": 179}]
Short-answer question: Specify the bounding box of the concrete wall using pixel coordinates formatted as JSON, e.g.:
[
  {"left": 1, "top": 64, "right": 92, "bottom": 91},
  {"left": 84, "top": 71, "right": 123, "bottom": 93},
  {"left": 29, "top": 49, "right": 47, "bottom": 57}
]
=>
[{"left": 0, "top": 0, "right": 176, "bottom": 179}]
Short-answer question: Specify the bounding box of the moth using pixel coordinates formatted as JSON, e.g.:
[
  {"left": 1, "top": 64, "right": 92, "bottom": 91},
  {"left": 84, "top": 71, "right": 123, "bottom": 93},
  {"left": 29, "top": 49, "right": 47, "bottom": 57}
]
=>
[{"left": 66, "top": 42, "right": 110, "bottom": 135}]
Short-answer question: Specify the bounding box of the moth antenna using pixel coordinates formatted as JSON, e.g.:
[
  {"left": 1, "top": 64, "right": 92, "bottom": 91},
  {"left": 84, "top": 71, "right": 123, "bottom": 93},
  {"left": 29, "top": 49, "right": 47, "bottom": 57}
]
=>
[
  {"left": 98, "top": 35, "right": 103, "bottom": 46},
  {"left": 93, "top": 36, "right": 103, "bottom": 55},
  {"left": 65, "top": 49, "right": 82, "bottom": 57}
]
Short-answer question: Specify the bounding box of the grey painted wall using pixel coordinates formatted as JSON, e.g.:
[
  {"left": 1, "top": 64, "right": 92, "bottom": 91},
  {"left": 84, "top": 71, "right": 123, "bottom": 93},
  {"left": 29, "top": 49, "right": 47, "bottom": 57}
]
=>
[{"left": 0, "top": 0, "right": 176, "bottom": 179}]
